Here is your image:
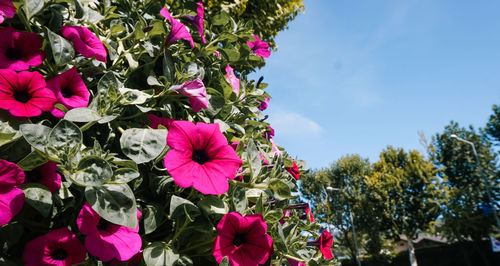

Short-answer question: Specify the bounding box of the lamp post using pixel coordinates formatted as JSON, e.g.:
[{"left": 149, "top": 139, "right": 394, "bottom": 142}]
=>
[
  {"left": 327, "top": 186, "right": 362, "bottom": 266},
  {"left": 450, "top": 134, "right": 500, "bottom": 231}
]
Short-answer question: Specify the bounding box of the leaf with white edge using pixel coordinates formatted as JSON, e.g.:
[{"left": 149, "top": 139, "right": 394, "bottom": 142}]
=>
[
  {"left": 46, "top": 28, "right": 75, "bottom": 66},
  {"left": 73, "top": 0, "right": 84, "bottom": 18},
  {"left": 48, "top": 120, "right": 82, "bottom": 157},
  {"left": 143, "top": 242, "right": 179, "bottom": 266},
  {"left": 197, "top": 196, "right": 228, "bottom": 216},
  {"left": 232, "top": 186, "right": 247, "bottom": 213},
  {"left": 269, "top": 179, "right": 293, "bottom": 199},
  {"left": 17, "top": 151, "right": 48, "bottom": 171},
  {"left": 71, "top": 156, "right": 113, "bottom": 186},
  {"left": 85, "top": 183, "right": 137, "bottom": 228},
  {"left": 23, "top": 184, "right": 53, "bottom": 217},
  {"left": 111, "top": 168, "right": 140, "bottom": 184},
  {"left": 246, "top": 139, "right": 261, "bottom": 180},
  {"left": 119, "top": 87, "right": 152, "bottom": 105},
  {"left": 0, "top": 120, "right": 21, "bottom": 147},
  {"left": 23, "top": 0, "right": 45, "bottom": 19},
  {"left": 65, "top": 107, "right": 102, "bottom": 122},
  {"left": 169, "top": 195, "right": 200, "bottom": 220},
  {"left": 20, "top": 124, "right": 51, "bottom": 152},
  {"left": 143, "top": 204, "right": 164, "bottom": 234},
  {"left": 264, "top": 209, "right": 284, "bottom": 223},
  {"left": 120, "top": 128, "right": 167, "bottom": 164}
]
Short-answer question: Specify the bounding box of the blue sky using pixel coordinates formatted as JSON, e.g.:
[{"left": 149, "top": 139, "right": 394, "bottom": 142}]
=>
[{"left": 252, "top": 0, "right": 500, "bottom": 169}]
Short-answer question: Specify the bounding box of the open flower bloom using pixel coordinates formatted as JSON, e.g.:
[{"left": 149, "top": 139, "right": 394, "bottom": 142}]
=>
[
  {"left": 23, "top": 227, "right": 87, "bottom": 265},
  {"left": 212, "top": 212, "right": 273, "bottom": 266},
  {"left": 0, "top": 0, "right": 15, "bottom": 24},
  {"left": 269, "top": 137, "right": 283, "bottom": 157},
  {"left": 0, "top": 69, "right": 57, "bottom": 117},
  {"left": 181, "top": 2, "right": 206, "bottom": 44},
  {"left": 0, "top": 159, "right": 25, "bottom": 226},
  {"left": 164, "top": 121, "right": 242, "bottom": 195},
  {"left": 161, "top": 7, "right": 195, "bottom": 49},
  {"left": 148, "top": 114, "right": 174, "bottom": 130},
  {"left": 225, "top": 64, "right": 240, "bottom": 94},
  {"left": 47, "top": 67, "right": 90, "bottom": 117},
  {"left": 77, "top": 203, "right": 142, "bottom": 262},
  {"left": 170, "top": 78, "right": 209, "bottom": 112},
  {"left": 247, "top": 35, "right": 271, "bottom": 58},
  {"left": 61, "top": 25, "right": 107, "bottom": 62},
  {"left": 286, "top": 161, "right": 300, "bottom": 180},
  {"left": 308, "top": 230, "right": 334, "bottom": 260},
  {"left": 24, "top": 161, "right": 62, "bottom": 194},
  {"left": 257, "top": 97, "right": 270, "bottom": 111},
  {"left": 0, "top": 27, "right": 46, "bottom": 71}
]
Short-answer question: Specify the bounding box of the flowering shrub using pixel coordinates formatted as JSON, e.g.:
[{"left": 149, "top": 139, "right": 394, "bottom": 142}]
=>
[{"left": 0, "top": 0, "right": 330, "bottom": 265}]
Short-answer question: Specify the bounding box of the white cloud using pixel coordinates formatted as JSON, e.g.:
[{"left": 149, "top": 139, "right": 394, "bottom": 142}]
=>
[{"left": 269, "top": 108, "right": 323, "bottom": 137}]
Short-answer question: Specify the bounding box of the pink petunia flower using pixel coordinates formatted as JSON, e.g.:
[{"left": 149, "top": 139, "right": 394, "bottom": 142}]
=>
[
  {"left": 0, "top": 27, "right": 46, "bottom": 71},
  {"left": 47, "top": 67, "right": 90, "bottom": 117},
  {"left": 299, "top": 205, "right": 315, "bottom": 223},
  {"left": 77, "top": 203, "right": 142, "bottom": 262},
  {"left": 0, "top": 159, "right": 25, "bottom": 226},
  {"left": 110, "top": 251, "right": 143, "bottom": 266},
  {"left": 263, "top": 126, "right": 274, "bottom": 140},
  {"left": 214, "top": 50, "right": 221, "bottom": 58},
  {"left": 0, "top": 69, "right": 57, "bottom": 117},
  {"left": 23, "top": 227, "right": 87, "bottom": 265},
  {"left": 170, "top": 78, "right": 209, "bottom": 112},
  {"left": 61, "top": 25, "right": 107, "bottom": 62},
  {"left": 23, "top": 228, "right": 87, "bottom": 265},
  {"left": 160, "top": 7, "right": 195, "bottom": 49},
  {"left": 0, "top": 0, "right": 15, "bottom": 24},
  {"left": 225, "top": 64, "right": 239, "bottom": 94},
  {"left": 279, "top": 209, "right": 291, "bottom": 224},
  {"left": 308, "top": 230, "right": 334, "bottom": 260},
  {"left": 269, "top": 137, "right": 283, "bottom": 157},
  {"left": 164, "top": 121, "right": 242, "bottom": 195},
  {"left": 259, "top": 153, "right": 269, "bottom": 165},
  {"left": 247, "top": 35, "right": 271, "bottom": 58},
  {"left": 148, "top": 114, "right": 174, "bottom": 130},
  {"left": 288, "top": 259, "right": 306, "bottom": 266},
  {"left": 286, "top": 161, "right": 300, "bottom": 180},
  {"left": 181, "top": 2, "right": 206, "bottom": 44},
  {"left": 24, "top": 161, "right": 62, "bottom": 194},
  {"left": 212, "top": 212, "right": 273, "bottom": 265},
  {"left": 257, "top": 97, "right": 270, "bottom": 111}
]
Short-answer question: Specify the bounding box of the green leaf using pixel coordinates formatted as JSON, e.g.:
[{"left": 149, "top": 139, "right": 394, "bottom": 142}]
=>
[
  {"left": 0, "top": 120, "right": 21, "bottom": 147},
  {"left": 197, "top": 196, "right": 228, "bottom": 216},
  {"left": 23, "top": 0, "right": 45, "bottom": 19},
  {"left": 98, "top": 72, "right": 120, "bottom": 92},
  {"left": 212, "top": 12, "right": 229, "bottom": 26},
  {"left": 46, "top": 28, "right": 75, "bottom": 66},
  {"left": 143, "top": 204, "right": 164, "bottom": 234},
  {"left": 232, "top": 186, "right": 247, "bottom": 213},
  {"left": 0, "top": 222, "right": 24, "bottom": 251},
  {"left": 143, "top": 242, "right": 179, "bottom": 266},
  {"left": 73, "top": 0, "right": 84, "bottom": 18},
  {"left": 264, "top": 209, "right": 284, "bottom": 223},
  {"left": 269, "top": 179, "right": 293, "bottom": 199},
  {"left": 65, "top": 107, "right": 102, "bottom": 122},
  {"left": 71, "top": 156, "right": 113, "bottom": 186},
  {"left": 246, "top": 139, "right": 261, "bottom": 180},
  {"left": 111, "top": 168, "right": 140, "bottom": 184},
  {"left": 48, "top": 120, "right": 82, "bottom": 157},
  {"left": 16, "top": 151, "right": 48, "bottom": 171},
  {"left": 23, "top": 184, "right": 53, "bottom": 217},
  {"left": 220, "top": 48, "right": 240, "bottom": 62},
  {"left": 120, "top": 128, "right": 167, "bottom": 164},
  {"left": 119, "top": 87, "right": 152, "bottom": 105},
  {"left": 255, "top": 194, "right": 264, "bottom": 214},
  {"left": 219, "top": 257, "right": 229, "bottom": 266},
  {"left": 183, "top": 62, "right": 204, "bottom": 80},
  {"left": 169, "top": 195, "right": 200, "bottom": 221},
  {"left": 163, "top": 52, "right": 175, "bottom": 83},
  {"left": 19, "top": 124, "right": 51, "bottom": 152},
  {"left": 85, "top": 183, "right": 137, "bottom": 228}
]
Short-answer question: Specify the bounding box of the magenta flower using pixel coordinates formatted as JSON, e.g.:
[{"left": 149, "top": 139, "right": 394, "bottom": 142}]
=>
[
  {"left": 308, "top": 230, "right": 334, "bottom": 260},
  {"left": 47, "top": 67, "right": 90, "bottom": 117},
  {"left": 247, "top": 35, "right": 271, "bottom": 58},
  {"left": 23, "top": 227, "right": 86, "bottom": 265},
  {"left": 257, "top": 97, "right": 270, "bottom": 111},
  {"left": 61, "top": 25, "right": 107, "bottom": 62},
  {"left": 77, "top": 203, "right": 142, "bottom": 262},
  {"left": 0, "top": 0, "right": 15, "bottom": 24},
  {"left": 214, "top": 50, "right": 221, "bottom": 58},
  {"left": 259, "top": 153, "right": 269, "bottom": 166},
  {"left": 299, "top": 205, "right": 315, "bottom": 223},
  {"left": 212, "top": 212, "right": 273, "bottom": 265},
  {"left": 286, "top": 160, "right": 300, "bottom": 180},
  {"left": 170, "top": 78, "right": 209, "bottom": 112},
  {"left": 288, "top": 259, "right": 306, "bottom": 266},
  {"left": 161, "top": 7, "right": 195, "bottom": 49},
  {"left": 181, "top": 2, "right": 206, "bottom": 44},
  {"left": 0, "top": 69, "right": 57, "bottom": 117},
  {"left": 263, "top": 126, "right": 274, "bottom": 140},
  {"left": 225, "top": 64, "right": 240, "bottom": 94},
  {"left": 279, "top": 209, "right": 291, "bottom": 224},
  {"left": 24, "top": 161, "right": 62, "bottom": 194},
  {"left": 148, "top": 114, "right": 174, "bottom": 130},
  {"left": 0, "top": 159, "right": 24, "bottom": 226},
  {"left": 0, "top": 27, "right": 46, "bottom": 71},
  {"left": 164, "top": 121, "right": 242, "bottom": 195}
]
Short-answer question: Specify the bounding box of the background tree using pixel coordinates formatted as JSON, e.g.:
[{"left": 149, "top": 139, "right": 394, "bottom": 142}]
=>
[
  {"left": 371, "top": 147, "right": 442, "bottom": 266},
  {"left": 486, "top": 104, "right": 500, "bottom": 148},
  {"left": 431, "top": 121, "right": 499, "bottom": 266}
]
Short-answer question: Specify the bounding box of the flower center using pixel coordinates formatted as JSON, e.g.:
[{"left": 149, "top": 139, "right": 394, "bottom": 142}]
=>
[
  {"left": 233, "top": 233, "right": 245, "bottom": 247},
  {"left": 96, "top": 218, "right": 110, "bottom": 231},
  {"left": 61, "top": 87, "right": 74, "bottom": 98},
  {"left": 192, "top": 150, "right": 209, "bottom": 165},
  {"left": 6, "top": 46, "right": 23, "bottom": 61},
  {"left": 25, "top": 169, "right": 41, "bottom": 182},
  {"left": 50, "top": 248, "right": 68, "bottom": 260},
  {"left": 14, "top": 90, "right": 31, "bottom": 103}
]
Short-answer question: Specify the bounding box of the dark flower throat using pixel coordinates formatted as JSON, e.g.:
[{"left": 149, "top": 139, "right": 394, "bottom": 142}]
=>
[
  {"left": 50, "top": 248, "right": 68, "bottom": 260},
  {"left": 61, "top": 87, "right": 74, "bottom": 98},
  {"left": 233, "top": 233, "right": 245, "bottom": 247},
  {"left": 192, "top": 150, "right": 209, "bottom": 165},
  {"left": 6, "top": 46, "right": 23, "bottom": 61},
  {"left": 14, "top": 90, "right": 31, "bottom": 103},
  {"left": 97, "top": 218, "right": 110, "bottom": 231}
]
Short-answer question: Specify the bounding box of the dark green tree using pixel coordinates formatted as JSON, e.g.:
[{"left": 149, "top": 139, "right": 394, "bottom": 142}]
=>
[{"left": 486, "top": 104, "right": 500, "bottom": 147}]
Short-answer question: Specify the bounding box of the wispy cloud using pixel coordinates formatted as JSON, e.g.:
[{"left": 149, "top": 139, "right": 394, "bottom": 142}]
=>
[{"left": 269, "top": 107, "right": 323, "bottom": 137}]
